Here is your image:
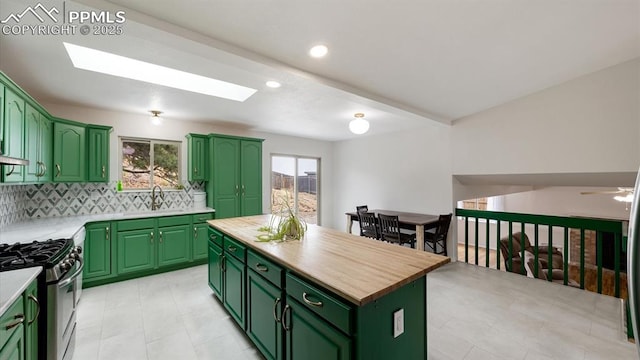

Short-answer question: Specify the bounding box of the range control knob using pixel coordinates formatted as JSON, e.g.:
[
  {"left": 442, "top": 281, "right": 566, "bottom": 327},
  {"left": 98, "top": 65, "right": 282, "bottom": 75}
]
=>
[
  {"left": 60, "top": 261, "right": 71, "bottom": 272},
  {"left": 74, "top": 246, "right": 83, "bottom": 254}
]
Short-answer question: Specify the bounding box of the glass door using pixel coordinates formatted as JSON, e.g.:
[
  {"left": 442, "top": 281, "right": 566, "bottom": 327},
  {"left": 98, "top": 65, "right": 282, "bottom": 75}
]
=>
[{"left": 271, "top": 155, "right": 319, "bottom": 225}]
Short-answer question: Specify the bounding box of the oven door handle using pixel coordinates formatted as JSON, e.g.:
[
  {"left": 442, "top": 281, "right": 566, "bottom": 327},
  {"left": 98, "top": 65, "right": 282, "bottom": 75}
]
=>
[{"left": 58, "top": 258, "right": 84, "bottom": 288}]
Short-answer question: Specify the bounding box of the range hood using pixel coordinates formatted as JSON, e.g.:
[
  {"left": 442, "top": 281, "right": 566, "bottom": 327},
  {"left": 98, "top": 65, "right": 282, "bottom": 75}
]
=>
[{"left": 0, "top": 150, "right": 29, "bottom": 166}]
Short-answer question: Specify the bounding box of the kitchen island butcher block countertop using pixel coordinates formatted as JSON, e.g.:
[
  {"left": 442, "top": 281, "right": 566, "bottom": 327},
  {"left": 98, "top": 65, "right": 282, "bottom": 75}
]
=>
[{"left": 208, "top": 214, "right": 450, "bottom": 306}]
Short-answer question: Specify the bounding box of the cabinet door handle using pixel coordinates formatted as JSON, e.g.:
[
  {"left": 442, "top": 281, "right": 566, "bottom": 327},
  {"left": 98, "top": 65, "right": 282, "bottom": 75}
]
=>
[
  {"left": 227, "top": 245, "right": 237, "bottom": 253},
  {"left": 5, "top": 314, "right": 24, "bottom": 330},
  {"left": 255, "top": 263, "right": 268, "bottom": 272},
  {"left": 102, "top": 165, "right": 106, "bottom": 178},
  {"left": 6, "top": 165, "right": 15, "bottom": 176},
  {"left": 235, "top": 185, "right": 239, "bottom": 195},
  {"left": 194, "top": 167, "right": 198, "bottom": 174},
  {"left": 105, "top": 227, "right": 110, "bottom": 241},
  {"left": 273, "top": 298, "right": 281, "bottom": 323},
  {"left": 302, "top": 292, "right": 323, "bottom": 307},
  {"left": 35, "top": 162, "right": 42, "bottom": 177},
  {"left": 220, "top": 255, "right": 226, "bottom": 271},
  {"left": 281, "top": 304, "right": 291, "bottom": 331},
  {"left": 55, "top": 163, "right": 61, "bottom": 177},
  {"left": 242, "top": 185, "right": 245, "bottom": 196},
  {"left": 159, "top": 231, "right": 163, "bottom": 243},
  {"left": 150, "top": 232, "right": 154, "bottom": 244},
  {"left": 41, "top": 163, "right": 47, "bottom": 177},
  {"left": 194, "top": 227, "right": 198, "bottom": 239},
  {"left": 27, "top": 295, "right": 40, "bottom": 325}
]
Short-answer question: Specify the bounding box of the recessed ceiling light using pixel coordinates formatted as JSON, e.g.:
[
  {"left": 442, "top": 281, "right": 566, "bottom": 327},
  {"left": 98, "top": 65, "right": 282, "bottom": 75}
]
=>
[
  {"left": 309, "top": 45, "right": 328, "bottom": 58},
  {"left": 265, "top": 80, "right": 281, "bottom": 88},
  {"left": 63, "top": 42, "right": 257, "bottom": 102}
]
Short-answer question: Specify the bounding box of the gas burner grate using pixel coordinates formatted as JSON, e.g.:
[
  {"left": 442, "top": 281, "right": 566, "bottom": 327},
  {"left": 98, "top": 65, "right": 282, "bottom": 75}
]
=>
[{"left": 0, "top": 239, "right": 72, "bottom": 271}]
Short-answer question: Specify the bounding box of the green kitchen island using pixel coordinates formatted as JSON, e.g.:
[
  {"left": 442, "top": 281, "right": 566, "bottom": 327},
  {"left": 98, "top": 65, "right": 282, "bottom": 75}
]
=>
[{"left": 207, "top": 215, "right": 450, "bottom": 360}]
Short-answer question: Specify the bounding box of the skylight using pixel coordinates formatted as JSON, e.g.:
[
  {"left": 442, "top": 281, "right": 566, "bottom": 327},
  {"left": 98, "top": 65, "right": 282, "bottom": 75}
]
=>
[{"left": 63, "top": 42, "right": 257, "bottom": 102}]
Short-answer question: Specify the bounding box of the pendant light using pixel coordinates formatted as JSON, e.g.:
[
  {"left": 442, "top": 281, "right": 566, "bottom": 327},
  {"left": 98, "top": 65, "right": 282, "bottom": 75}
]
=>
[{"left": 349, "top": 113, "right": 369, "bottom": 135}]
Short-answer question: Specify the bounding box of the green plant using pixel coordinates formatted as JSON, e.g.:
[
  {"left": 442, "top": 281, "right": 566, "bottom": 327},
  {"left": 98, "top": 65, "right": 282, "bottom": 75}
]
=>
[{"left": 256, "top": 195, "right": 307, "bottom": 242}]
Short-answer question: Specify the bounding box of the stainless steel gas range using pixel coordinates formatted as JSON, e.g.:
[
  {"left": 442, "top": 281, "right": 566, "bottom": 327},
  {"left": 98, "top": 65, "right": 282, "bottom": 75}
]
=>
[{"left": 0, "top": 237, "right": 83, "bottom": 360}]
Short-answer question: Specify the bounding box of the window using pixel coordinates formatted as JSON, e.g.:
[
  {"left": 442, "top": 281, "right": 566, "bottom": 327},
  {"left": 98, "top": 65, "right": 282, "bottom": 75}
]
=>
[
  {"left": 271, "top": 155, "right": 320, "bottom": 225},
  {"left": 121, "top": 138, "right": 181, "bottom": 189}
]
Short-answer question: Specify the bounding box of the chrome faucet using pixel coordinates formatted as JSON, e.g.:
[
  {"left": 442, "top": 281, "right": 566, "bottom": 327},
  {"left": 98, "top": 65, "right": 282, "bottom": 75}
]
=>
[{"left": 151, "top": 185, "right": 165, "bottom": 210}]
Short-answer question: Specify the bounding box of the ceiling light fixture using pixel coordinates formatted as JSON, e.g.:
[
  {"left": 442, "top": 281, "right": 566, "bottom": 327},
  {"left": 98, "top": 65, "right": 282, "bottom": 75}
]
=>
[
  {"left": 63, "top": 42, "right": 257, "bottom": 102},
  {"left": 265, "top": 80, "right": 281, "bottom": 88},
  {"left": 149, "top": 110, "right": 163, "bottom": 126},
  {"left": 309, "top": 45, "right": 328, "bottom": 58},
  {"left": 349, "top": 113, "right": 370, "bottom": 135}
]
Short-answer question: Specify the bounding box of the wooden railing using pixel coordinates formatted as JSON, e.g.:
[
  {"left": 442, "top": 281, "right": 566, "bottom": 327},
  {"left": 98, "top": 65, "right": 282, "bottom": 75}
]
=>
[{"left": 455, "top": 209, "right": 627, "bottom": 298}]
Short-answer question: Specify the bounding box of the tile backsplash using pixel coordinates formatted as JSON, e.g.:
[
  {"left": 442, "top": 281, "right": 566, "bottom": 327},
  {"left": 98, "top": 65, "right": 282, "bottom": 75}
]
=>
[{"left": 0, "top": 181, "right": 205, "bottom": 229}]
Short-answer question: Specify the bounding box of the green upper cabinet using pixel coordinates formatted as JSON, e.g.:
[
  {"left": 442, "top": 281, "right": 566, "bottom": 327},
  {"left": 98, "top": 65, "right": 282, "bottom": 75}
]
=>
[
  {"left": 87, "top": 126, "right": 110, "bottom": 182},
  {"left": 25, "top": 105, "right": 52, "bottom": 183},
  {"left": 2, "top": 88, "right": 25, "bottom": 183},
  {"left": 186, "top": 134, "right": 207, "bottom": 181},
  {"left": 53, "top": 121, "right": 86, "bottom": 182},
  {"left": 208, "top": 135, "right": 263, "bottom": 219}
]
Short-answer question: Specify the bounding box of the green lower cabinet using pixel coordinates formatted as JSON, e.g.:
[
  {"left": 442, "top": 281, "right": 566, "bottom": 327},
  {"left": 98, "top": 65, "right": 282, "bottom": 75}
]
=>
[
  {"left": 24, "top": 281, "right": 38, "bottom": 360},
  {"left": 208, "top": 240, "right": 223, "bottom": 300},
  {"left": 158, "top": 225, "right": 190, "bottom": 267},
  {"left": 223, "top": 254, "right": 246, "bottom": 329},
  {"left": 117, "top": 229, "right": 155, "bottom": 274},
  {"left": 0, "top": 326, "right": 24, "bottom": 360},
  {"left": 84, "top": 222, "right": 112, "bottom": 280},
  {"left": 247, "top": 269, "right": 283, "bottom": 360},
  {"left": 284, "top": 297, "right": 351, "bottom": 360},
  {"left": 193, "top": 223, "right": 208, "bottom": 261}
]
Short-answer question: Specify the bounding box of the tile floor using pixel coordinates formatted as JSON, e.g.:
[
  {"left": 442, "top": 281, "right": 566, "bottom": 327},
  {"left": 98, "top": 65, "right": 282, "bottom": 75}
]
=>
[{"left": 73, "top": 262, "right": 637, "bottom": 360}]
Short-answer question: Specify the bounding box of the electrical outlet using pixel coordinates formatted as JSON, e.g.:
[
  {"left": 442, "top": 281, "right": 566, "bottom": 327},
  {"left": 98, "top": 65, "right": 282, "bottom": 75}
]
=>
[{"left": 393, "top": 309, "right": 404, "bottom": 338}]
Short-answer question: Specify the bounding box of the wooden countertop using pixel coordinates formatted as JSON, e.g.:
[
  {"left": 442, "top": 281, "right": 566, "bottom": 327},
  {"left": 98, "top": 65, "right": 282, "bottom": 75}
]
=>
[{"left": 207, "top": 215, "right": 450, "bottom": 306}]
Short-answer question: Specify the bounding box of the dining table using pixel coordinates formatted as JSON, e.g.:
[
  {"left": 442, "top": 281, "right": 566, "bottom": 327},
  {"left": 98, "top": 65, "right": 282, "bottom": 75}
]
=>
[{"left": 345, "top": 209, "right": 440, "bottom": 251}]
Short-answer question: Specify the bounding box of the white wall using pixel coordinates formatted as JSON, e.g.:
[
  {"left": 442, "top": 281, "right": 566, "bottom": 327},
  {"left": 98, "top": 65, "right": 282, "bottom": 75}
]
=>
[
  {"left": 331, "top": 123, "right": 452, "bottom": 231},
  {"left": 451, "top": 58, "right": 640, "bottom": 175},
  {"left": 42, "top": 103, "right": 335, "bottom": 227}
]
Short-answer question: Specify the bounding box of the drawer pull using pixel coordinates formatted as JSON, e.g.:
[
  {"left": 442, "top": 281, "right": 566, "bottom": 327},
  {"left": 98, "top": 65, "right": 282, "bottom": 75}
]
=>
[
  {"left": 198, "top": 217, "right": 206, "bottom": 222},
  {"left": 273, "top": 298, "right": 281, "bottom": 323},
  {"left": 282, "top": 304, "right": 291, "bottom": 331},
  {"left": 210, "top": 234, "right": 216, "bottom": 241},
  {"left": 27, "top": 295, "right": 40, "bottom": 325},
  {"left": 255, "top": 263, "right": 268, "bottom": 272},
  {"left": 5, "top": 314, "right": 24, "bottom": 330},
  {"left": 227, "top": 245, "right": 237, "bottom": 252},
  {"left": 302, "top": 292, "right": 323, "bottom": 307}
]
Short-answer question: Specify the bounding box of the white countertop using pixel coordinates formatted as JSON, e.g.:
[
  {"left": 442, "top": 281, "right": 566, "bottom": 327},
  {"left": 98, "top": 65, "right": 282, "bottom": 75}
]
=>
[
  {"left": 0, "top": 267, "right": 42, "bottom": 317},
  {"left": 0, "top": 208, "right": 215, "bottom": 245}
]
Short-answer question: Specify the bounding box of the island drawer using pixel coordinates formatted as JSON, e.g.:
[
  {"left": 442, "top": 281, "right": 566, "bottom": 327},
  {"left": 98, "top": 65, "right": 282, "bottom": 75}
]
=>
[
  {"left": 0, "top": 296, "right": 24, "bottom": 346},
  {"left": 286, "top": 272, "right": 353, "bottom": 334},
  {"left": 208, "top": 227, "right": 223, "bottom": 247},
  {"left": 224, "top": 236, "right": 246, "bottom": 263},
  {"left": 193, "top": 213, "right": 214, "bottom": 224},
  {"left": 247, "top": 250, "right": 283, "bottom": 288}
]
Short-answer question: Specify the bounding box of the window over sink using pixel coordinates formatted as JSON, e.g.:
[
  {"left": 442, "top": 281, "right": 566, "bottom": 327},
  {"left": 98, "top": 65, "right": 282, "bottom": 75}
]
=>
[{"left": 120, "top": 137, "right": 181, "bottom": 189}]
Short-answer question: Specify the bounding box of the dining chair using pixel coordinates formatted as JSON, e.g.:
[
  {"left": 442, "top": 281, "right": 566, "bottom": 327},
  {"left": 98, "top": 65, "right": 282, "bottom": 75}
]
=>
[
  {"left": 424, "top": 213, "right": 452, "bottom": 255},
  {"left": 355, "top": 205, "right": 369, "bottom": 236},
  {"left": 357, "top": 211, "right": 380, "bottom": 240},
  {"left": 378, "top": 214, "right": 416, "bottom": 248}
]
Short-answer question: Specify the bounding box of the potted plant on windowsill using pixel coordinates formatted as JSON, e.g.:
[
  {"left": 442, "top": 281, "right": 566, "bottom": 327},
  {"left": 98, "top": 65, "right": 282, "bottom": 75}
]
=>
[{"left": 257, "top": 195, "right": 307, "bottom": 242}]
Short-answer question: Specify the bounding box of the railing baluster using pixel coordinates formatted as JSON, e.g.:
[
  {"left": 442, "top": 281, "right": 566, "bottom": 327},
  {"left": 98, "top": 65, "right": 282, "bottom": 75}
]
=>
[
  {"left": 486, "top": 218, "right": 490, "bottom": 268},
  {"left": 520, "top": 222, "right": 525, "bottom": 275},
  {"left": 534, "top": 224, "right": 539, "bottom": 278},
  {"left": 548, "top": 226, "right": 553, "bottom": 282},
  {"left": 508, "top": 222, "right": 513, "bottom": 272},
  {"left": 475, "top": 217, "right": 479, "bottom": 265},
  {"left": 563, "top": 227, "right": 569, "bottom": 286},
  {"left": 614, "top": 232, "right": 621, "bottom": 298},
  {"left": 464, "top": 216, "right": 469, "bottom": 264},
  {"left": 580, "top": 229, "right": 585, "bottom": 290},
  {"left": 597, "top": 231, "right": 603, "bottom": 294},
  {"left": 496, "top": 221, "right": 501, "bottom": 270}
]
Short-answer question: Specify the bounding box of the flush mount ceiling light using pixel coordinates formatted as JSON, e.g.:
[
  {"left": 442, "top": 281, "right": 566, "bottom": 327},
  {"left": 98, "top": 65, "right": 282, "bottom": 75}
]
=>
[
  {"left": 265, "top": 80, "right": 281, "bottom": 88},
  {"left": 63, "top": 42, "right": 257, "bottom": 102},
  {"left": 149, "top": 110, "right": 163, "bottom": 126},
  {"left": 349, "top": 113, "right": 370, "bottom": 135},
  {"left": 309, "top": 45, "right": 328, "bottom": 58}
]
